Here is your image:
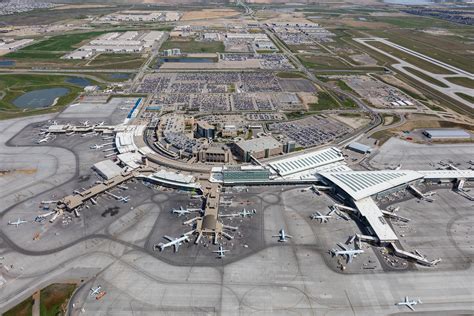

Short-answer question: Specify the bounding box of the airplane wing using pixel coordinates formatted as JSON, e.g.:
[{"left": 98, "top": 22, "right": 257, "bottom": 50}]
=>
[
  {"left": 286, "top": 235, "right": 293, "bottom": 239},
  {"left": 407, "top": 304, "right": 415, "bottom": 311},
  {"left": 347, "top": 253, "right": 353, "bottom": 264},
  {"left": 163, "top": 235, "right": 173, "bottom": 242},
  {"left": 337, "top": 243, "right": 348, "bottom": 251},
  {"left": 405, "top": 296, "right": 409, "bottom": 303}
]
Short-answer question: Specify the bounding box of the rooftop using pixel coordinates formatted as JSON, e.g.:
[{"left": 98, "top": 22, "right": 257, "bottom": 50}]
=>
[
  {"left": 268, "top": 147, "right": 344, "bottom": 177},
  {"left": 236, "top": 136, "right": 281, "bottom": 153}
]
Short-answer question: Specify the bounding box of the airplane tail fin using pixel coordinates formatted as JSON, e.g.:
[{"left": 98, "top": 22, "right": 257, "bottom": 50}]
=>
[{"left": 418, "top": 299, "right": 422, "bottom": 304}]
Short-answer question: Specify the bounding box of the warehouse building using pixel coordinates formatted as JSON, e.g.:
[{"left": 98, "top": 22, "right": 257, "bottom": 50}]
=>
[
  {"left": 346, "top": 142, "right": 372, "bottom": 154},
  {"left": 423, "top": 129, "right": 471, "bottom": 140},
  {"left": 235, "top": 136, "right": 283, "bottom": 162}
]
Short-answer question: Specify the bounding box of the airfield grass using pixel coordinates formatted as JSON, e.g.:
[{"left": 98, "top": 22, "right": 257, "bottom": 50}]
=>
[
  {"left": 366, "top": 41, "right": 454, "bottom": 75},
  {"left": 403, "top": 67, "right": 449, "bottom": 88},
  {"left": 298, "top": 55, "right": 349, "bottom": 69},
  {"left": 445, "top": 77, "right": 474, "bottom": 89},
  {"left": 354, "top": 28, "right": 474, "bottom": 73},
  {"left": 276, "top": 71, "right": 306, "bottom": 79},
  {"left": 0, "top": 74, "right": 94, "bottom": 120},
  {"left": 3, "top": 296, "right": 33, "bottom": 316},
  {"left": 456, "top": 92, "right": 474, "bottom": 104},
  {"left": 160, "top": 38, "right": 225, "bottom": 53},
  {"left": 308, "top": 91, "right": 354, "bottom": 111},
  {"left": 40, "top": 283, "right": 77, "bottom": 316},
  {"left": 87, "top": 53, "right": 146, "bottom": 69}
]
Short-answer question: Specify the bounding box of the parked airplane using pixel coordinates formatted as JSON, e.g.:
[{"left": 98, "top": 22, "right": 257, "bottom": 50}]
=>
[
  {"left": 330, "top": 243, "right": 364, "bottom": 263},
  {"left": 118, "top": 196, "right": 130, "bottom": 203},
  {"left": 171, "top": 206, "right": 202, "bottom": 216},
  {"left": 396, "top": 296, "right": 422, "bottom": 311},
  {"left": 36, "top": 133, "right": 53, "bottom": 144},
  {"left": 8, "top": 218, "right": 27, "bottom": 227},
  {"left": 81, "top": 120, "right": 90, "bottom": 126},
  {"left": 155, "top": 235, "right": 190, "bottom": 252},
  {"left": 213, "top": 245, "right": 229, "bottom": 258},
  {"left": 96, "top": 121, "right": 105, "bottom": 126},
  {"left": 273, "top": 229, "right": 293, "bottom": 242},
  {"left": 220, "top": 208, "right": 256, "bottom": 218},
  {"left": 90, "top": 285, "right": 102, "bottom": 297},
  {"left": 90, "top": 144, "right": 104, "bottom": 150},
  {"left": 310, "top": 211, "right": 332, "bottom": 223}
]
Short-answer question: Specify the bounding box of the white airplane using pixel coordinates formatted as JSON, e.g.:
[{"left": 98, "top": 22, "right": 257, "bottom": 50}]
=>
[
  {"left": 330, "top": 243, "right": 364, "bottom": 263},
  {"left": 310, "top": 211, "right": 332, "bottom": 223},
  {"left": 171, "top": 206, "right": 202, "bottom": 217},
  {"left": 155, "top": 235, "right": 190, "bottom": 252},
  {"left": 89, "top": 285, "right": 102, "bottom": 297},
  {"left": 239, "top": 208, "right": 256, "bottom": 217},
  {"left": 396, "top": 296, "right": 422, "bottom": 311},
  {"left": 213, "top": 245, "right": 229, "bottom": 258},
  {"left": 90, "top": 144, "right": 105, "bottom": 150},
  {"left": 81, "top": 120, "right": 90, "bottom": 126},
  {"left": 220, "top": 208, "right": 256, "bottom": 218},
  {"left": 8, "top": 218, "right": 27, "bottom": 227},
  {"left": 118, "top": 196, "right": 130, "bottom": 203},
  {"left": 273, "top": 229, "right": 292, "bottom": 242},
  {"left": 35, "top": 211, "right": 55, "bottom": 222},
  {"left": 36, "top": 134, "right": 52, "bottom": 144},
  {"left": 96, "top": 121, "right": 105, "bottom": 126}
]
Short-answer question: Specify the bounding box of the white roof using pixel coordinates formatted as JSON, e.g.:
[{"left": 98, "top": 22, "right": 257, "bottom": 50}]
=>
[
  {"left": 152, "top": 170, "right": 195, "bottom": 184},
  {"left": 418, "top": 169, "right": 474, "bottom": 180},
  {"left": 319, "top": 170, "right": 423, "bottom": 200},
  {"left": 353, "top": 197, "right": 398, "bottom": 242},
  {"left": 117, "top": 152, "right": 143, "bottom": 170},
  {"left": 268, "top": 147, "right": 343, "bottom": 176},
  {"left": 93, "top": 160, "right": 123, "bottom": 180}
]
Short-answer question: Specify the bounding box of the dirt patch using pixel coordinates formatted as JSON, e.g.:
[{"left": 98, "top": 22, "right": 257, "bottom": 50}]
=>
[
  {"left": 298, "top": 92, "right": 318, "bottom": 109},
  {"left": 181, "top": 9, "right": 240, "bottom": 21},
  {"left": 52, "top": 4, "right": 114, "bottom": 10},
  {"left": 330, "top": 113, "right": 370, "bottom": 129}
]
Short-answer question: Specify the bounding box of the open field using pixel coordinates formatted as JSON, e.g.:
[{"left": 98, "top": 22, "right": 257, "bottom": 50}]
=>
[
  {"left": 446, "top": 77, "right": 474, "bottom": 89},
  {"left": 456, "top": 93, "right": 474, "bottom": 104},
  {"left": 298, "top": 55, "right": 349, "bottom": 69},
  {"left": 3, "top": 296, "right": 33, "bottom": 316},
  {"left": 0, "top": 74, "right": 93, "bottom": 120},
  {"left": 88, "top": 53, "right": 145, "bottom": 69},
  {"left": 181, "top": 9, "right": 240, "bottom": 21},
  {"left": 160, "top": 38, "right": 225, "bottom": 54},
  {"left": 403, "top": 67, "right": 449, "bottom": 88},
  {"left": 40, "top": 283, "right": 77, "bottom": 316}
]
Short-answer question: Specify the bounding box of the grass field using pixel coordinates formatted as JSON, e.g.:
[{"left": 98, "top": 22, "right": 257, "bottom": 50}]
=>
[
  {"left": 298, "top": 55, "right": 349, "bottom": 69},
  {"left": 403, "top": 67, "right": 449, "bottom": 88},
  {"left": 276, "top": 71, "right": 306, "bottom": 79},
  {"left": 4, "top": 296, "right": 33, "bottom": 316},
  {"left": 445, "top": 76, "right": 474, "bottom": 89},
  {"left": 160, "top": 38, "right": 225, "bottom": 54},
  {"left": 456, "top": 92, "right": 474, "bottom": 104},
  {"left": 309, "top": 91, "right": 339, "bottom": 111},
  {"left": 88, "top": 53, "right": 145, "bottom": 69},
  {"left": 40, "top": 283, "right": 77, "bottom": 316},
  {"left": 6, "top": 31, "right": 107, "bottom": 61},
  {"left": 0, "top": 74, "right": 95, "bottom": 119}
]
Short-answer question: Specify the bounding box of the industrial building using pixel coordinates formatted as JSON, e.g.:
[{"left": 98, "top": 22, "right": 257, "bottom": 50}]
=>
[
  {"left": 235, "top": 136, "right": 283, "bottom": 162},
  {"left": 346, "top": 142, "right": 372, "bottom": 154},
  {"left": 64, "top": 31, "right": 166, "bottom": 59},
  {"left": 423, "top": 129, "right": 471, "bottom": 140}
]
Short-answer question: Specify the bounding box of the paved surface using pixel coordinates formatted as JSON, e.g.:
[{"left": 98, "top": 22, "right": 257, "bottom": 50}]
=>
[{"left": 0, "top": 116, "right": 473, "bottom": 315}]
